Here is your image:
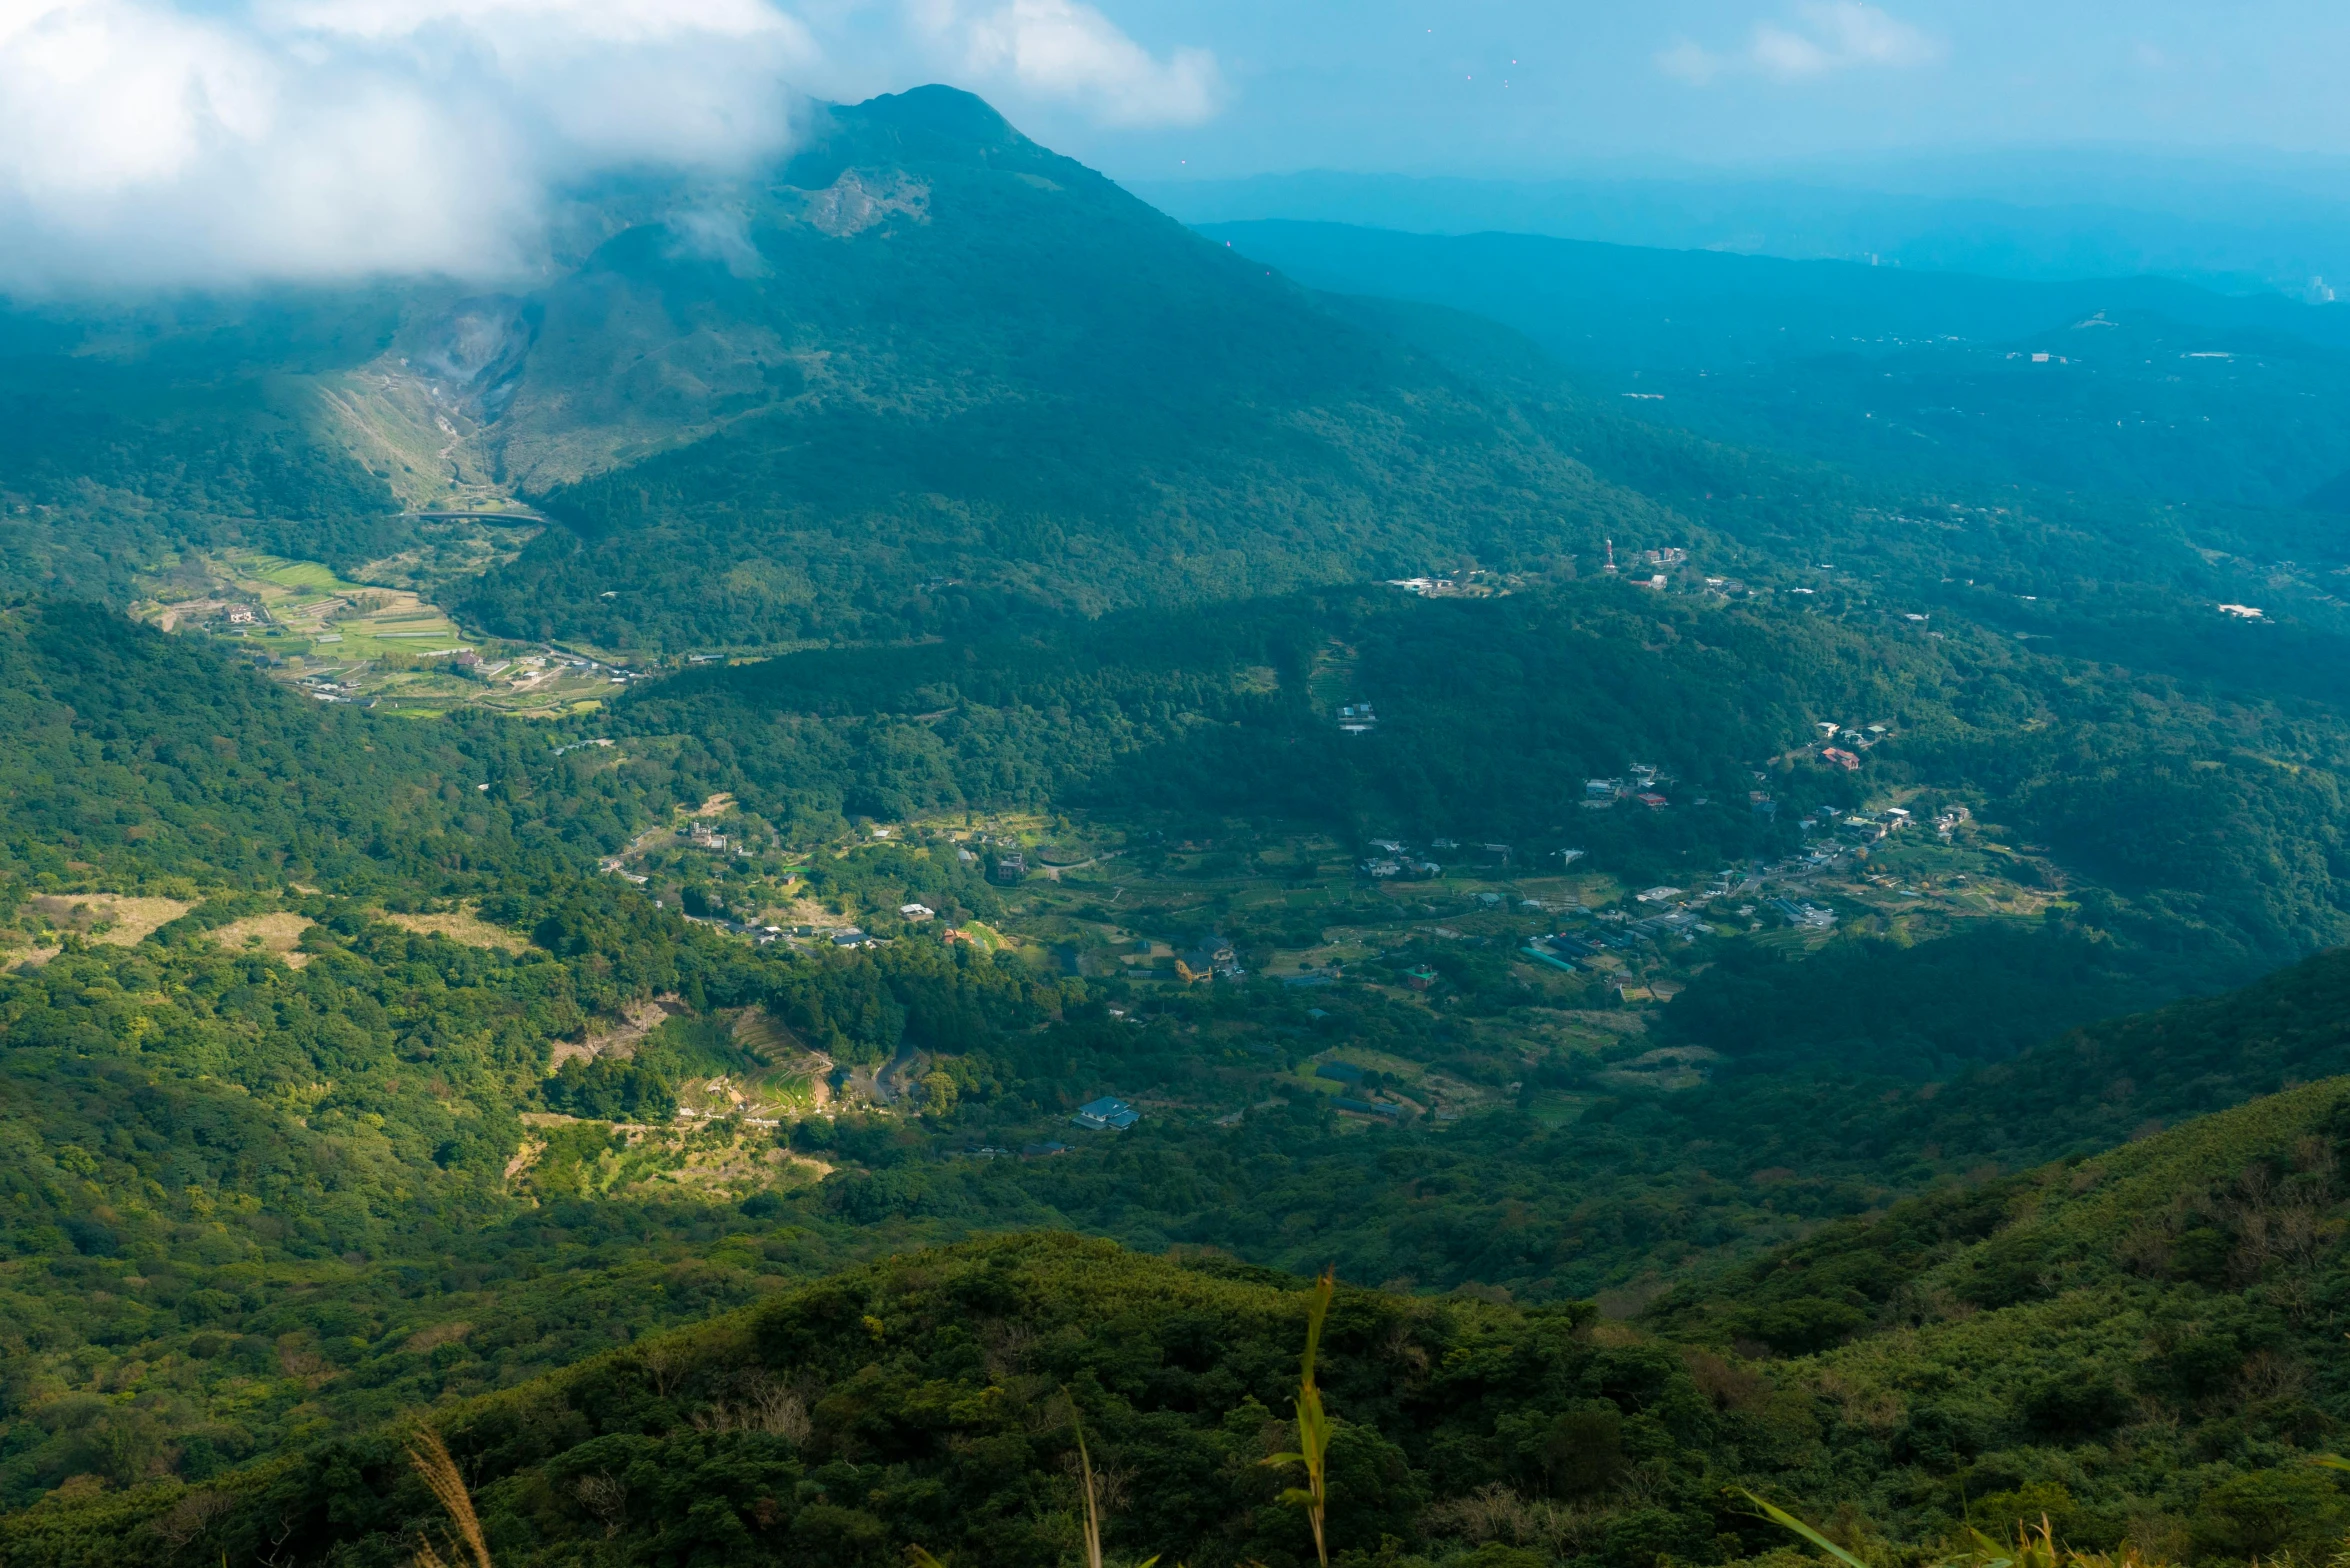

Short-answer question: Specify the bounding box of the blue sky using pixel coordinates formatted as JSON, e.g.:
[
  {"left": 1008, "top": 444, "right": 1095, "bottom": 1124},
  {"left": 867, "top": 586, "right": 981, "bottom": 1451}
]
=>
[
  {"left": 989, "top": 0, "right": 2350, "bottom": 182},
  {"left": 0, "top": 0, "right": 2338, "bottom": 287}
]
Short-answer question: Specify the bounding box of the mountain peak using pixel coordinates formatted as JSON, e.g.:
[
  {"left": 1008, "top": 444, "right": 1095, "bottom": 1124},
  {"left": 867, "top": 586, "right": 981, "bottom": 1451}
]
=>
[{"left": 834, "top": 84, "right": 1028, "bottom": 153}]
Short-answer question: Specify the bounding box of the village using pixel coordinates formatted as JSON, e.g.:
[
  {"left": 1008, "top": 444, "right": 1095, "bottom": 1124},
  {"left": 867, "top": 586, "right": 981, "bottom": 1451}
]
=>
[
  {"left": 119, "top": 540, "right": 2057, "bottom": 1166},
  {"left": 576, "top": 751, "right": 2058, "bottom": 1157}
]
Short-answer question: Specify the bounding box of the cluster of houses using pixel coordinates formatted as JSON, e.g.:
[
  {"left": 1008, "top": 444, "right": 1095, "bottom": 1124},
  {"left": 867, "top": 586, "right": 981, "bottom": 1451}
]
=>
[
  {"left": 1385, "top": 570, "right": 1508, "bottom": 598},
  {"left": 1355, "top": 837, "right": 1521, "bottom": 879},
  {"left": 1797, "top": 802, "right": 1918, "bottom": 846},
  {"left": 1337, "top": 703, "right": 1377, "bottom": 734},
  {"left": 1072, "top": 1095, "right": 1141, "bottom": 1131},
  {"left": 1361, "top": 839, "right": 1444, "bottom": 879},
  {"left": 1524, "top": 901, "right": 1705, "bottom": 968},
  {"left": 1174, "top": 936, "right": 1244, "bottom": 984},
  {"left": 1584, "top": 762, "right": 1671, "bottom": 809},
  {"left": 1814, "top": 720, "right": 1891, "bottom": 772}
]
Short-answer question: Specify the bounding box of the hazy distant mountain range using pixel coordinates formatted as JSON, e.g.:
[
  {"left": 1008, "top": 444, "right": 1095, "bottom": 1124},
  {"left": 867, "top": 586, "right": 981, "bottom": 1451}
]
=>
[{"left": 1138, "top": 152, "right": 2350, "bottom": 299}]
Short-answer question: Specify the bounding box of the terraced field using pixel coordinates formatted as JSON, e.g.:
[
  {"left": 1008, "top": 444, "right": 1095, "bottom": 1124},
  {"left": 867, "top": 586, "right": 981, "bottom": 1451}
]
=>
[{"left": 136, "top": 549, "right": 633, "bottom": 717}]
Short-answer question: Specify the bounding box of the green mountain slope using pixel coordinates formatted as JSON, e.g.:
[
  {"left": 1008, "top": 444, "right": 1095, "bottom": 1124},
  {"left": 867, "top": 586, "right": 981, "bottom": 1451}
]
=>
[
  {"left": 0, "top": 599, "right": 665, "bottom": 895},
  {"left": 22, "top": 1051, "right": 2350, "bottom": 1568},
  {"left": 1642, "top": 1077, "right": 2350, "bottom": 1560},
  {"left": 0, "top": 356, "right": 408, "bottom": 602},
  {"left": 1314, "top": 290, "right": 2350, "bottom": 715},
  {"left": 0, "top": 601, "right": 662, "bottom": 893},
  {"left": 439, "top": 88, "right": 1670, "bottom": 651},
  {"left": 2, "top": 1233, "right": 1738, "bottom": 1568}
]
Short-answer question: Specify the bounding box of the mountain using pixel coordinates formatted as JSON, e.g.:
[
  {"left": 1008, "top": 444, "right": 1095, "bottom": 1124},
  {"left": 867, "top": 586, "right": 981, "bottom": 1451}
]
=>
[
  {"left": 1202, "top": 220, "right": 2350, "bottom": 511},
  {"left": 0, "top": 90, "right": 1704, "bottom": 657},
  {"left": 19, "top": 82, "right": 2350, "bottom": 1568},
  {"left": 7, "top": 93, "right": 2347, "bottom": 666},
  {"left": 1196, "top": 220, "right": 2350, "bottom": 373},
  {"left": 434, "top": 89, "right": 1679, "bottom": 653},
  {"left": 1142, "top": 159, "right": 2350, "bottom": 295}
]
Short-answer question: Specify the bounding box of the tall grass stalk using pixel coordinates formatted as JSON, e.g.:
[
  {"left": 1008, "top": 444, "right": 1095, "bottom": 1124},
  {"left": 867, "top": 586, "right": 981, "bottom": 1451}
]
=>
[
  {"left": 1746, "top": 1490, "right": 2178, "bottom": 1568},
  {"left": 1265, "top": 1265, "right": 1337, "bottom": 1568},
  {"left": 1946, "top": 1515, "right": 2172, "bottom": 1568},
  {"left": 1070, "top": 1402, "right": 1157, "bottom": 1568},
  {"left": 1739, "top": 1489, "right": 1872, "bottom": 1568},
  {"left": 408, "top": 1429, "right": 491, "bottom": 1568}
]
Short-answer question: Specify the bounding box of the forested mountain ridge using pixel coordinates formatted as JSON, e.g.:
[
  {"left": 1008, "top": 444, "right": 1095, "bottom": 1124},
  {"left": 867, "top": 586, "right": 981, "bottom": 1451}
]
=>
[
  {"left": 447, "top": 87, "right": 1679, "bottom": 651},
  {"left": 21, "top": 1050, "right": 2350, "bottom": 1568},
  {"left": 0, "top": 88, "right": 1700, "bottom": 653},
  {"left": 1635, "top": 1077, "right": 2350, "bottom": 1560},
  {"left": 7, "top": 89, "right": 2349, "bottom": 684}
]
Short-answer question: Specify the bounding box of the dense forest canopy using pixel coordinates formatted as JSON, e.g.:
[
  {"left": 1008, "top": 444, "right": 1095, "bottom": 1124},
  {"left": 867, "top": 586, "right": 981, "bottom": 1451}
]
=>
[{"left": 7, "top": 79, "right": 2350, "bottom": 1568}]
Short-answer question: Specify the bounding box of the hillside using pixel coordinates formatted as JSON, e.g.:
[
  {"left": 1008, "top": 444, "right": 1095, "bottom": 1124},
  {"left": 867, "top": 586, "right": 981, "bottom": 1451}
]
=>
[
  {"left": 9, "top": 95, "right": 2350, "bottom": 688},
  {"left": 20, "top": 1052, "right": 2350, "bottom": 1568},
  {"left": 0, "top": 1233, "right": 1742, "bottom": 1568},
  {"left": 1642, "top": 1077, "right": 2350, "bottom": 1559},
  {"left": 440, "top": 88, "right": 1677, "bottom": 652},
  {"left": 614, "top": 581, "right": 2350, "bottom": 964},
  {"left": 14, "top": 588, "right": 2350, "bottom": 1518},
  {"left": 0, "top": 90, "right": 1708, "bottom": 656},
  {"left": 0, "top": 598, "right": 661, "bottom": 894}
]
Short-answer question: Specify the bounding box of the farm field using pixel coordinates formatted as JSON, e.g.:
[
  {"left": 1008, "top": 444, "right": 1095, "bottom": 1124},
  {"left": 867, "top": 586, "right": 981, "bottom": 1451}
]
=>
[{"left": 135, "top": 550, "right": 639, "bottom": 717}]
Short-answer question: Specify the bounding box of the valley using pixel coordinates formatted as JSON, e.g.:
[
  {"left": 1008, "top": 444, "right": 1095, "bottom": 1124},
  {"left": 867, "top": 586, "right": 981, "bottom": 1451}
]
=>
[{"left": 5, "top": 78, "right": 2350, "bottom": 1568}]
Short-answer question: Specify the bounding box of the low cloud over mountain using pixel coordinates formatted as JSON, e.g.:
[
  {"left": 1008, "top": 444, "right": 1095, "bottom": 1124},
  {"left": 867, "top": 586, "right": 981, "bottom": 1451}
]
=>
[{"left": 0, "top": 0, "right": 1220, "bottom": 288}]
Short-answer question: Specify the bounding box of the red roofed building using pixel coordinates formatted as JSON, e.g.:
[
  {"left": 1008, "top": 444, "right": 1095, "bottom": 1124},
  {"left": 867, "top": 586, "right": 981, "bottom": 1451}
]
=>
[{"left": 1822, "top": 747, "right": 1861, "bottom": 771}]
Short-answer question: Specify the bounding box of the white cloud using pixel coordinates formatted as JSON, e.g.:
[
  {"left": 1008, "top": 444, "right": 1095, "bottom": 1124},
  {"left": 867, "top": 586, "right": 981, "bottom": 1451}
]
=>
[
  {"left": 1659, "top": 2, "right": 1942, "bottom": 88},
  {"left": 909, "top": 0, "right": 1221, "bottom": 127},
  {"left": 0, "top": 0, "right": 1225, "bottom": 289},
  {"left": 1656, "top": 38, "right": 1726, "bottom": 87}
]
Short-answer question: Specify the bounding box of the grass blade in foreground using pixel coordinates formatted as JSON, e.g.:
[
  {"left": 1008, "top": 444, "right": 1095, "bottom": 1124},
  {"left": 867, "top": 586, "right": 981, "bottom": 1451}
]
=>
[
  {"left": 1264, "top": 1266, "right": 1337, "bottom": 1568},
  {"left": 409, "top": 1429, "right": 492, "bottom": 1568},
  {"left": 1738, "top": 1488, "right": 1872, "bottom": 1568}
]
